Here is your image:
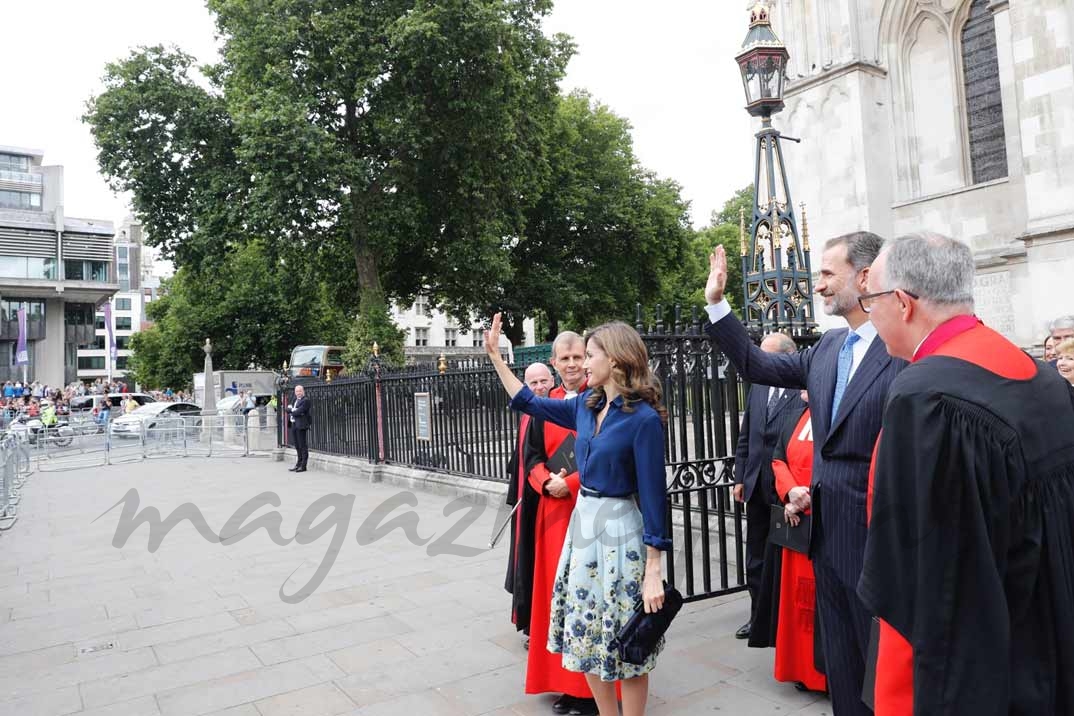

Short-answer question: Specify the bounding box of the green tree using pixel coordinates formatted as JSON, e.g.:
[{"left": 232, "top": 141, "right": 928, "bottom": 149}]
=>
[
  {"left": 505, "top": 91, "right": 692, "bottom": 338},
  {"left": 85, "top": 2, "right": 572, "bottom": 350},
  {"left": 209, "top": 0, "right": 570, "bottom": 337},
  {"left": 127, "top": 242, "right": 348, "bottom": 390},
  {"left": 84, "top": 47, "right": 246, "bottom": 271}
]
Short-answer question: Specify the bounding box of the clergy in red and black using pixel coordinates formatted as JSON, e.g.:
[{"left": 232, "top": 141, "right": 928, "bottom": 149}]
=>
[
  {"left": 860, "top": 233, "right": 1074, "bottom": 715},
  {"left": 505, "top": 362, "right": 556, "bottom": 635}
]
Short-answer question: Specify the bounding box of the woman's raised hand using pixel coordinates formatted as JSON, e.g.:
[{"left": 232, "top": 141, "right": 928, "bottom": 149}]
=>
[{"left": 483, "top": 312, "right": 503, "bottom": 361}]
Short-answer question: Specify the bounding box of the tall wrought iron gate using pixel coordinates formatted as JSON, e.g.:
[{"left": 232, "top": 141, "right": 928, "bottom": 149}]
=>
[{"left": 640, "top": 307, "right": 748, "bottom": 602}]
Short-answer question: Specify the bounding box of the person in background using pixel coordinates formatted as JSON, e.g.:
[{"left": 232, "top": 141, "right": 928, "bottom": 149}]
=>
[
  {"left": 1055, "top": 338, "right": 1074, "bottom": 387},
  {"left": 770, "top": 391, "right": 827, "bottom": 693},
  {"left": 1044, "top": 335, "right": 1058, "bottom": 363},
  {"left": 95, "top": 398, "right": 112, "bottom": 428},
  {"left": 287, "top": 384, "right": 311, "bottom": 473},
  {"left": 505, "top": 363, "right": 556, "bottom": 644},
  {"left": 733, "top": 332, "right": 804, "bottom": 644}
]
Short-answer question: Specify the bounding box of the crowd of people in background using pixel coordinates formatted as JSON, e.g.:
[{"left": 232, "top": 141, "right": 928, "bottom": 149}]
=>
[{"left": 0, "top": 377, "right": 196, "bottom": 430}]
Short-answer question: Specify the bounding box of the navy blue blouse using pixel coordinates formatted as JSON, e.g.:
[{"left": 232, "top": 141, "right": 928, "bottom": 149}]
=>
[{"left": 509, "top": 385, "right": 671, "bottom": 551}]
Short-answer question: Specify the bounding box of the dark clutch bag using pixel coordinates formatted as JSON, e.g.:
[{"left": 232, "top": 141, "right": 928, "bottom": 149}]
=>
[
  {"left": 768, "top": 504, "right": 811, "bottom": 554},
  {"left": 608, "top": 582, "right": 684, "bottom": 665}
]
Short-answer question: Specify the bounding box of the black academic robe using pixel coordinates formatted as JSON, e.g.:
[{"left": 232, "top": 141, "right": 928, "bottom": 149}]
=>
[
  {"left": 505, "top": 415, "right": 541, "bottom": 634},
  {"left": 859, "top": 325, "right": 1074, "bottom": 715}
]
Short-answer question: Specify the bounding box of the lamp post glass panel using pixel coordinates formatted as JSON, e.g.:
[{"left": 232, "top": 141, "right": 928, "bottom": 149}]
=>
[{"left": 735, "top": 2, "right": 816, "bottom": 338}]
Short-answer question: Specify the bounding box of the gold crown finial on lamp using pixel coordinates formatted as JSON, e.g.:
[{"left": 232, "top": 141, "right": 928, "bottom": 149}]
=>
[
  {"left": 372, "top": 341, "right": 380, "bottom": 358},
  {"left": 739, "top": 207, "right": 747, "bottom": 257},
  {"left": 437, "top": 352, "right": 448, "bottom": 375}
]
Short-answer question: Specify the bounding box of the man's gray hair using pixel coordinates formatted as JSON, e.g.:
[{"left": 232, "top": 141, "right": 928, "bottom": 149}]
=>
[
  {"left": 880, "top": 232, "right": 975, "bottom": 307},
  {"left": 1047, "top": 315, "right": 1074, "bottom": 333},
  {"left": 824, "top": 231, "right": 886, "bottom": 272},
  {"left": 762, "top": 332, "right": 797, "bottom": 354},
  {"left": 552, "top": 331, "right": 583, "bottom": 359}
]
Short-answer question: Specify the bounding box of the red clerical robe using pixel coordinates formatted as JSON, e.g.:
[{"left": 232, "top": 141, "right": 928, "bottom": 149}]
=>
[
  {"left": 523, "top": 385, "right": 591, "bottom": 698},
  {"left": 862, "top": 315, "right": 1074, "bottom": 715},
  {"left": 771, "top": 407, "right": 827, "bottom": 693}
]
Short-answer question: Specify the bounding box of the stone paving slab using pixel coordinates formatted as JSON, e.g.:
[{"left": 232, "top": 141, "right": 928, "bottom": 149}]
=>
[{"left": 0, "top": 456, "right": 830, "bottom": 715}]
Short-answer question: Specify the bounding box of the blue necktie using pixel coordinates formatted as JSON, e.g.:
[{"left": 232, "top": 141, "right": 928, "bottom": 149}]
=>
[{"left": 831, "top": 331, "right": 861, "bottom": 420}]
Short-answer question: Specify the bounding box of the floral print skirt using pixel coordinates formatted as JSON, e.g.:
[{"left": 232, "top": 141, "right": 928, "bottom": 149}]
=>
[{"left": 547, "top": 492, "right": 663, "bottom": 681}]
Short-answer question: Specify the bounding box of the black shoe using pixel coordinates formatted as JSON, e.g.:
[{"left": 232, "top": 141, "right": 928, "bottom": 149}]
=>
[
  {"left": 794, "top": 681, "right": 809, "bottom": 692},
  {"left": 568, "top": 698, "right": 597, "bottom": 715},
  {"left": 735, "top": 623, "right": 751, "bottom": 640},
  {"left": 552, "top": 695, "right": 573, "bottom": 714},
  {"left": 295, "top": 468, "right": 306, "bottom": 473},
  {"left": 288, "top": 467, "right": 298, "bottom": 472}
]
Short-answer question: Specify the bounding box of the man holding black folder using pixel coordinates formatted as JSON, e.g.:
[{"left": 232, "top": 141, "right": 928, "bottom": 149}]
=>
[{"left": 520, "top": 331, "right": 596, "bottom": 716}]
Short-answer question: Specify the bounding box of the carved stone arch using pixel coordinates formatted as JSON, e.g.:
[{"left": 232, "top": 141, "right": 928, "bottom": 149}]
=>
[
  {"left": 951, "top": 0, "right": 1009, "bottom": 184},
  {"left": 884, "top": 2, "right": 967, "bottom": 198}
]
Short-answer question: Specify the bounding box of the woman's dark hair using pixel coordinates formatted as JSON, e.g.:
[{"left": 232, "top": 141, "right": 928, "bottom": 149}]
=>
[{"left": 583, "top": 322, "right": 668, "bottom": 425}]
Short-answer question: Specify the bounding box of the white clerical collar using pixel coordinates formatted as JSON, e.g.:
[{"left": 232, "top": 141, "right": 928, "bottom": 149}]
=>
[{"left": 564, "top": 389, "right": 578, "bottom": 399}]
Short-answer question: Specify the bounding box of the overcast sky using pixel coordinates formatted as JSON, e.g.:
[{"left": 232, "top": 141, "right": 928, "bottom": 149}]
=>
[{"left": 2, "top": 1, "right": 755, "bottom": 232}]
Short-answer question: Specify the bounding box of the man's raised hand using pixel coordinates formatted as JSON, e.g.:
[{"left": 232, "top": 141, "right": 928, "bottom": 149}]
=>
[{"left": 706, "top": 245, "right": 728, "bottom": 305}]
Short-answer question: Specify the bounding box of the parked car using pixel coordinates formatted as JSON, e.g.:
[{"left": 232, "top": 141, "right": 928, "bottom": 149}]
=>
[
  {"left": 109, "top": 402, "right": 202, "bottom": 439},
  {"left": 69, "top": 393, "right": 156, "bottom": 416}
]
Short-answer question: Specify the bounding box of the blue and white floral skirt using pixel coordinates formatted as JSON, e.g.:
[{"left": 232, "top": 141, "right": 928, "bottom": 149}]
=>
[{"left": 547, "top": 492, "right": 664, "bottom": 681}]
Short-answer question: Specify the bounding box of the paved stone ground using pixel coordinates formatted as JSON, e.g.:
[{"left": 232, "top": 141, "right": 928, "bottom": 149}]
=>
[{"left": 0, "top": 457, "right": 830, "bottom": 715}]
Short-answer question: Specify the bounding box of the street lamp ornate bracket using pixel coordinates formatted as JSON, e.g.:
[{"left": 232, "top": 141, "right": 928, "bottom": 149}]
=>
[{"left": 736, "top": 2, "right": 816, "bottom": 340}]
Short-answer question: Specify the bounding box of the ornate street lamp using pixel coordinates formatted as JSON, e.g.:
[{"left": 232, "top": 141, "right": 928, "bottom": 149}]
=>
[{"left": 735, "top": 1, "right": 816, "bottom": 337}]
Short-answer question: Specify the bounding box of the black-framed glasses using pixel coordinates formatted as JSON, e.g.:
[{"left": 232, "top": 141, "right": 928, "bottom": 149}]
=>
[{"left": 858, "top": 289, "right": 919, "bottom": 314}]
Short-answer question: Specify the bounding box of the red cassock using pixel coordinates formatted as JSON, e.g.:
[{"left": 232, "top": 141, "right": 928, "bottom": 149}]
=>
[
  {"left": 524, "top": 385, "right": 591, "bottom": 698},
  {"left": 771, "top": 408, "right": 827, "bottom": 693}
]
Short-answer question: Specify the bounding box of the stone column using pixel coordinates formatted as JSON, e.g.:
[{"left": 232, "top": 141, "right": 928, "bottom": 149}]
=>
[{"left": 41, "top": 298, "right": 65, "bottom": 386}]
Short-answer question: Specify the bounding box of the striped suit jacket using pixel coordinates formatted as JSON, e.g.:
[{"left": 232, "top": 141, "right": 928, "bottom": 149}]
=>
[{"left": 707, "top": 314, "right": 906, "bottom": 588}]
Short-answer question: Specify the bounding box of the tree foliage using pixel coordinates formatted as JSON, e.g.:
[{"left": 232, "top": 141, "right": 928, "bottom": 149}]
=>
[
  {"left": 86, "top": 2, "right": 755, "bottom": 385},
  {"left": 504, "top": 91, "right": 692, "bottom": 339},
  {"left": 126, "top": 241, "right": 347, "bottom": 390}
]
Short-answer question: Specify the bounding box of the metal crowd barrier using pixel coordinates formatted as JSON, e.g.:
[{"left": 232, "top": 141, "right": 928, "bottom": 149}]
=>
[
  {"left": 26, "top": 411, "right": 280, "bottom": 473},
  {"left": 0, "top": 434, "right": 33, "bottom": 531}
]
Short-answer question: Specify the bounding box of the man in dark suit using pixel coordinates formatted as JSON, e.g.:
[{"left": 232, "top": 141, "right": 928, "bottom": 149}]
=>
[
  {"left": 288, "top": 384, "right": 311, "bottom": 473},
  {"left": 733, "top": 332, "right": 804, "bottom": 641},
  {"left": 704, "top": 233, "right": 905, "bottom": 716}
]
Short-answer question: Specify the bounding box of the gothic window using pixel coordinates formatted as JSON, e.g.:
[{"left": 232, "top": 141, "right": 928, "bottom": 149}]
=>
[{"left": 960, "top": 0, "right": 1007, "bottom": 183}]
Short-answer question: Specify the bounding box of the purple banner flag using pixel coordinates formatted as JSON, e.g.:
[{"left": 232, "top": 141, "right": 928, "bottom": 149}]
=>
[
  {"left": 103, "top": 302, "right": 118, "bottom": 361},
  {"left": 14, "top": 308, "right": 29, "bottom": 366}
]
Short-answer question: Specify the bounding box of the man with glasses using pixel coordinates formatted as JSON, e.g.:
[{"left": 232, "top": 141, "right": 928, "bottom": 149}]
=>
[
  {"left": 703, "top": 233, "right": 905, "bottom": 716},
  {"left": 859, "top": 233, "right": 1074, "bottom": 714}
]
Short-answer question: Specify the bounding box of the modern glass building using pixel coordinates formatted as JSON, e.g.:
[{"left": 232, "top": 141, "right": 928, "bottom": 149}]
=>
[{"left": 0, "top": 145, "right": 118, "bottom": 386}]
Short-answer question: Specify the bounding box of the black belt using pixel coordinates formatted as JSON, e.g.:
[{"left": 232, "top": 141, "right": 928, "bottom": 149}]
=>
[{"left": 580, "top": 486, "right": 634, "bottom": 499}]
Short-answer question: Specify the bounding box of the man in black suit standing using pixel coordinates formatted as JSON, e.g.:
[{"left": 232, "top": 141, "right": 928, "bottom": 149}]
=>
[
  {"left": 288, "top": 384, "right": 311, "bottom": 473},
  {"left": 704, "top": 233, "right": 904, "bottom": 716},
  {"left": 733, "top": 332, "right": 804, "bottom": 641}
]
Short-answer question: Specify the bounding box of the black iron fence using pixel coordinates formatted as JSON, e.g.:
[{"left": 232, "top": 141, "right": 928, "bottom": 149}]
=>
[{"left": 280, "top": 305, "right": 753, "bottom": 601}]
